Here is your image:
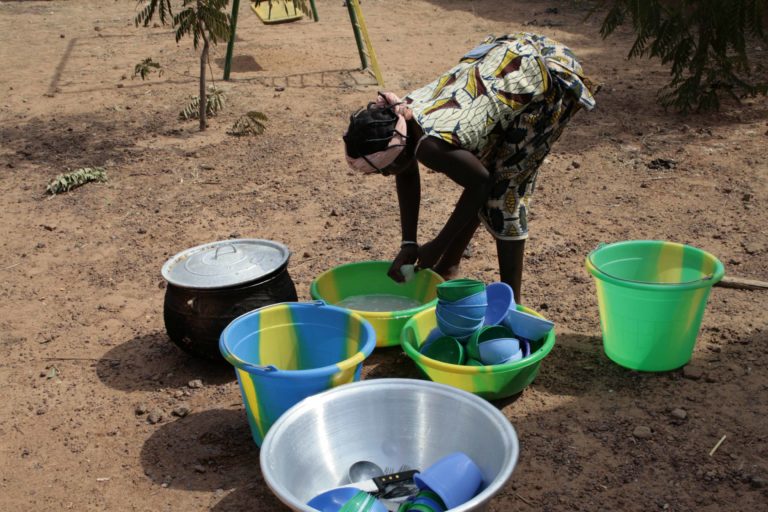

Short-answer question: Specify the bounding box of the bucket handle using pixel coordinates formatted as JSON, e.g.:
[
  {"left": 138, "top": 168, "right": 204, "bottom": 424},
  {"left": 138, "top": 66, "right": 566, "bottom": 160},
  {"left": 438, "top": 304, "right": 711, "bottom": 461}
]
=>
[
  {"left": 225, "top": 353, "right": 279, "bottom": 373},
  {"left": 223, "top": 301, "right": 329, "bottom": 373},
  {"left": 249, "top": 364, "right": 279, "bottom": 373},
  {"left": 587, "top": 243, "right": 715, "bottom": 285},
  {"left": 213, "top": 244, "right": 238, "bottom": 259}
]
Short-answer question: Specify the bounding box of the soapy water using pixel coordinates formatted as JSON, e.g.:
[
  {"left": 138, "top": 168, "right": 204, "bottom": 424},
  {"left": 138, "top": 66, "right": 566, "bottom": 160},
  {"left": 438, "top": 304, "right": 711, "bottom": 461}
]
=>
[{"left": 336, "top": 294, "right": 423, "bottom": 312}]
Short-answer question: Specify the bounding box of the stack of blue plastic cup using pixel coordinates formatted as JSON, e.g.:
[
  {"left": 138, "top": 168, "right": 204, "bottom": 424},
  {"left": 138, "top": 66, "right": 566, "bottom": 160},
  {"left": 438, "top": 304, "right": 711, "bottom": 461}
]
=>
[{"left": 435, "top": 281, "right": 487, "bottom": 339}]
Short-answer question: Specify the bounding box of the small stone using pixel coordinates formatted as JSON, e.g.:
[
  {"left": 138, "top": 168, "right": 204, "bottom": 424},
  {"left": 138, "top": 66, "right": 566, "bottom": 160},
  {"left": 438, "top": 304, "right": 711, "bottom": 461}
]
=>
[
  {"left": 60, "top": 34, "right": 65, "bottom": 38},
  {"left": 274, "top": 86, "right": 285, "bottom": 92},
  {"left": 137, "top": 227, "right": 147, "bottom": 234},
  {"left": 172, "top": 406, "right": 190, "bottom": 418},
  {"left": 158, "top": 280, "right": 167, "bottom": 289},
  {"left": 330, "top": 209, "right": 338, "bottom": 216},
  {"left": 750, "top": 476, "right": 766, "bottom": 489},
  {"left": 670, "top": 408, "right": 687, "bottom": 420},
  {"left": 742, "top": 242, "right": 761, "bottom": 255},
  {"left": 135, "top": 403, "right": 149, "bottom": 415},
  {"left": 116, "top": 84, "right": 124, "bottom": 88},
  {"left": 35, "top": 242, "right": 46, "bottom": 249},
  {"left": 147, "top": 410, "right": 163, "bottom": 424},
  {"left": 303, "top": 252, "right": 311, "bottom": 258},
  {"left": 633, "top": 426, "right": 652, "bottom": 439},
  {"left": 571, "top": 160, "right": 581, "bottom": 169},
  {"left": 188, "top": 379, "right": 203, "bottom": 389},
  {"left": 193, "top": 464, "right": 207, "bottom": 473},
  {"left": 36, "top": 407, "right": 47, "bottom": 415},
  {"left": 682, "top": 365, "right": 703, "bottom": 380},
  {"left": 173, "top": 390, "right": 185, "bottom": 399}
]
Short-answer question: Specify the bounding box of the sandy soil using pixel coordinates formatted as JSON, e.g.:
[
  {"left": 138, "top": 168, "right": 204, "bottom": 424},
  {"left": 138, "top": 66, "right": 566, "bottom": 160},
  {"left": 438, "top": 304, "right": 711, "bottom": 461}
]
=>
[{"left": 1, "top": 0, "right": 767, "bottom": 510}]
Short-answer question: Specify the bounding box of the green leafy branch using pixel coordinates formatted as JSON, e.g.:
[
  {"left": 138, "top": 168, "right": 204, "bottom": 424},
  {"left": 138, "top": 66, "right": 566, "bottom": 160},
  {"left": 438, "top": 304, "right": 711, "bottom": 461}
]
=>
[
  {"left": 133, "top": 57, "right": 163, "bottom": 80},
  {"left": 228, "top": 111, "right": 268, "bottom": 136},
  {"left": 180, "top": 86, "right": 225, "bottom": 120},
  {"left": 596, "top": 0, "right": 767, "bottom": 112},
  {"left": 46, "top": 168, "right": 108, "bottom": 195}
]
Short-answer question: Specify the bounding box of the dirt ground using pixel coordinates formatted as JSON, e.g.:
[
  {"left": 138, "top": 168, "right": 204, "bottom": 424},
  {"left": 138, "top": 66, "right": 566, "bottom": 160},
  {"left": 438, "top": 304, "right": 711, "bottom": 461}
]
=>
[{"left": 1, "top": 0, "right": 767, "bottom": 510}]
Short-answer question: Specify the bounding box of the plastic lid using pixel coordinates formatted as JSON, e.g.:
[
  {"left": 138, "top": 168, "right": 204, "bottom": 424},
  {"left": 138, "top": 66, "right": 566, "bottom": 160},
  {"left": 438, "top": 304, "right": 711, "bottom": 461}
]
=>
[{"left": 161, "top": 239, "right": 290, "bottom": 289}]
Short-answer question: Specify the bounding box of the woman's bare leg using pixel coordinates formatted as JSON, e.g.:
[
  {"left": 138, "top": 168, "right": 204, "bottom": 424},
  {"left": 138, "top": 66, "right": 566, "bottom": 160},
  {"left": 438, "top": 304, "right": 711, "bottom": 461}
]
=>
[
  {"left": 496, "top": 238, "right": 525, "bottom": 303},
  {"left": 433, "top": 217, "right": 481, "bottom": 280}
]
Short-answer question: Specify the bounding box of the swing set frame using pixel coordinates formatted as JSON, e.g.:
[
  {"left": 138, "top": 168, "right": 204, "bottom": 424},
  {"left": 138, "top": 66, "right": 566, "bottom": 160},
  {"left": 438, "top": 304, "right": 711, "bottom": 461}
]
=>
[{"left": 222, "top": 0, "right": 383, "bottom": 86}]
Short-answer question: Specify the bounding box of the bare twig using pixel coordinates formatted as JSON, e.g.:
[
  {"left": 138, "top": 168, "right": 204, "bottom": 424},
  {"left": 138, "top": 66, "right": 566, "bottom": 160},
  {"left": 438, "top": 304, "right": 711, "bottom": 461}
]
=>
[
  {"left": 41, "top": 357, "right": 119, "bottom": 363},
  {"left": 2, "top": 263, "right": 20, "bottom": 270},
  {"left": 709, "top": 434, "right": 727, "bottom": 456},
  {"left": 292, "top": 256, "right": 319, "bottom": 267},
  {"left": 515, "top": 493, "right": 536, "bottom": 506},
  {"left": 715, "top": 276, "right": 768, "bottom": 291}
]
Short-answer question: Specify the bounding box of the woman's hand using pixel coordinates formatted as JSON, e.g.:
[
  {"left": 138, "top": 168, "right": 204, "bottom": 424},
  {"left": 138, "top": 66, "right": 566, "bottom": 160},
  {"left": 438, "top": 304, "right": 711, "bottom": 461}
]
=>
[
  {"left": 416, "top": 239, "right": 444, "bottom": 271},
  {"left": 387, "top": 245, "right": 419, "bottom": 283}
]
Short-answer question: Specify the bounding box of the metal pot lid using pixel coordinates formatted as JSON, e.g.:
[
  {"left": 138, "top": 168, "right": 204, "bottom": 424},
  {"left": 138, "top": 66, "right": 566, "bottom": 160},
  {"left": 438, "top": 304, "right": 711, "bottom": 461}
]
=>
[{"left": 162, "top": 239, "right": 291, "bottom": 289}]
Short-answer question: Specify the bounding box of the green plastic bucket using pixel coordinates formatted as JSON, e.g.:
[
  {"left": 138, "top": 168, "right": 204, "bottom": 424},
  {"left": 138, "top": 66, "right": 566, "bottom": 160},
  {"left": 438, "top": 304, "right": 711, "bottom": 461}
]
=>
[{"left": 586, "top": 240, "right": 724, "bottom": 372}]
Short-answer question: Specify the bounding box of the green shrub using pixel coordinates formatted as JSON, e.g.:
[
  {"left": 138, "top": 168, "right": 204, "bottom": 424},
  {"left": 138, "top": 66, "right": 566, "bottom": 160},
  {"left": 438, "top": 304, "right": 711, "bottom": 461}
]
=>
[{"left": 597, "top": 0, "right": 767, "bottom": 111}]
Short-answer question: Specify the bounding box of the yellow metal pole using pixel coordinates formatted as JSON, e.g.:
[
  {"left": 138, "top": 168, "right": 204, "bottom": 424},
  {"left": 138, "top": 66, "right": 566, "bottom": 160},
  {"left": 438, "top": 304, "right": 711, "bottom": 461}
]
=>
[{"left": 348, "top": 0, "right": 384, "bottom": 87}]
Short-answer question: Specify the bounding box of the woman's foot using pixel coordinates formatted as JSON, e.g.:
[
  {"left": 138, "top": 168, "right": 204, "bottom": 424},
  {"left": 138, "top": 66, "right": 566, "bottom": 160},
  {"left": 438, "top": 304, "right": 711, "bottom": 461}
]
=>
[{"left": 434, "top": 262, "right": 461, "bottom": 281}]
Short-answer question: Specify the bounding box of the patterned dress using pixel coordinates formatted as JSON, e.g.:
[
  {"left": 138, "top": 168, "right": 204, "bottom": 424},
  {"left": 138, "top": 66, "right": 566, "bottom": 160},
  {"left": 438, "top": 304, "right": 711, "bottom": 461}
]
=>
[{"left": 405, "top": 33, "right": 595, "bottom": 240}]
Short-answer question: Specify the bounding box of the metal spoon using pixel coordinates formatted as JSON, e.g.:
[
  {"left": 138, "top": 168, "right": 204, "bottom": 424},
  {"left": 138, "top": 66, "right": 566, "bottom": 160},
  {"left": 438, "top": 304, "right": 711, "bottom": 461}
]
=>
[{"left": 348, "top": 460, "right": 384, "bottom": 483}]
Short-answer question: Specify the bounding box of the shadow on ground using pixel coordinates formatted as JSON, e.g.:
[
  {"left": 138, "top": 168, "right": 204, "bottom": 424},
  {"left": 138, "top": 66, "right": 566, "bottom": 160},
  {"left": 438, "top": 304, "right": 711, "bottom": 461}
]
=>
[
  {"left": 140, "top": 408, "right": 264, "bottom": 492},
  {"left": 213, "top": 55, "right": 263, "bottom": 73},
  {"left": 211, "top": 486, "right": 285, "bottom": 512},
  {"left": 0, "top": 111, "right": 155, "bottom": 170},
  {"left": 531, "top": 332, "right": 675, "bottom": 397},
  {"left": 96, "top": 331, "right": 234, "bottom": 392}
]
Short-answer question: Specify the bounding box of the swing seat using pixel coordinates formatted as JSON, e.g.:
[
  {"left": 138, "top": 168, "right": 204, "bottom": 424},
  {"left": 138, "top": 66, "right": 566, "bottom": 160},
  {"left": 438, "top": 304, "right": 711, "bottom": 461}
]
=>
[{"left": 251, "top": 0, "right": 304, "bottom": 24}]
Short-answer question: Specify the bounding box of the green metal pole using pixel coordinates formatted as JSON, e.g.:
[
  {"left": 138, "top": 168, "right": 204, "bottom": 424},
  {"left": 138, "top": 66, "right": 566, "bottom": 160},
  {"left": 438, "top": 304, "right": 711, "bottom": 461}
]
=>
[
  {"left": 309, "top": 0, "right": 319, "bottom": 21},
  {"left": 223, "top": 0, "right": 241, "bottom": 81},
  {"left": 345, "top": 0, "right": 368, "bottom": 70}
]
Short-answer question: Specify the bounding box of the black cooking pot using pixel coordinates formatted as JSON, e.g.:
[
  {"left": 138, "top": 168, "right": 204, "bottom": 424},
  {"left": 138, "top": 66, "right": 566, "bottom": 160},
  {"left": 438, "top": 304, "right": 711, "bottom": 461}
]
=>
[{"left": 161, "top": 239, "right": 298, "bottom": 361}]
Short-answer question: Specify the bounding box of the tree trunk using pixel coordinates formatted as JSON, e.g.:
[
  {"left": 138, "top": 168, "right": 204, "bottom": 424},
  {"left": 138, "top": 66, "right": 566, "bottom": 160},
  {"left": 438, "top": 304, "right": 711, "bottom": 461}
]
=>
[{"left": 199, "top": 38, "right": 209, "bottom": 131}]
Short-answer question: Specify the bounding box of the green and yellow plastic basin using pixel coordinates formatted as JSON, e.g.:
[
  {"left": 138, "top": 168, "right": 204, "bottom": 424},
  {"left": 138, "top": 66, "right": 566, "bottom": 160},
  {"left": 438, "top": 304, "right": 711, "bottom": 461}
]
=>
[
  {"left": 401, "top": 305, "right": 555, "bottom": 400},
  {"left": 311, "top": 261, "right": 444, "bottom": 347}
]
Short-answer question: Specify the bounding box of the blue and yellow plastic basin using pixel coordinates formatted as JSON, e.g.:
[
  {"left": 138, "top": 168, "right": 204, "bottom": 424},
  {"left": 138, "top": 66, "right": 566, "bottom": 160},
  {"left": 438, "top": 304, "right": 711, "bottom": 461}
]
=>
[
  {"left": 310, "top": 261, "right": 444, "bottom": 347},
  {"left": 401, "top": 305, "right": 555, "bottom": 400},
  {"left": 220, "top": 301, "right": 376, "bottom": 446}
]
